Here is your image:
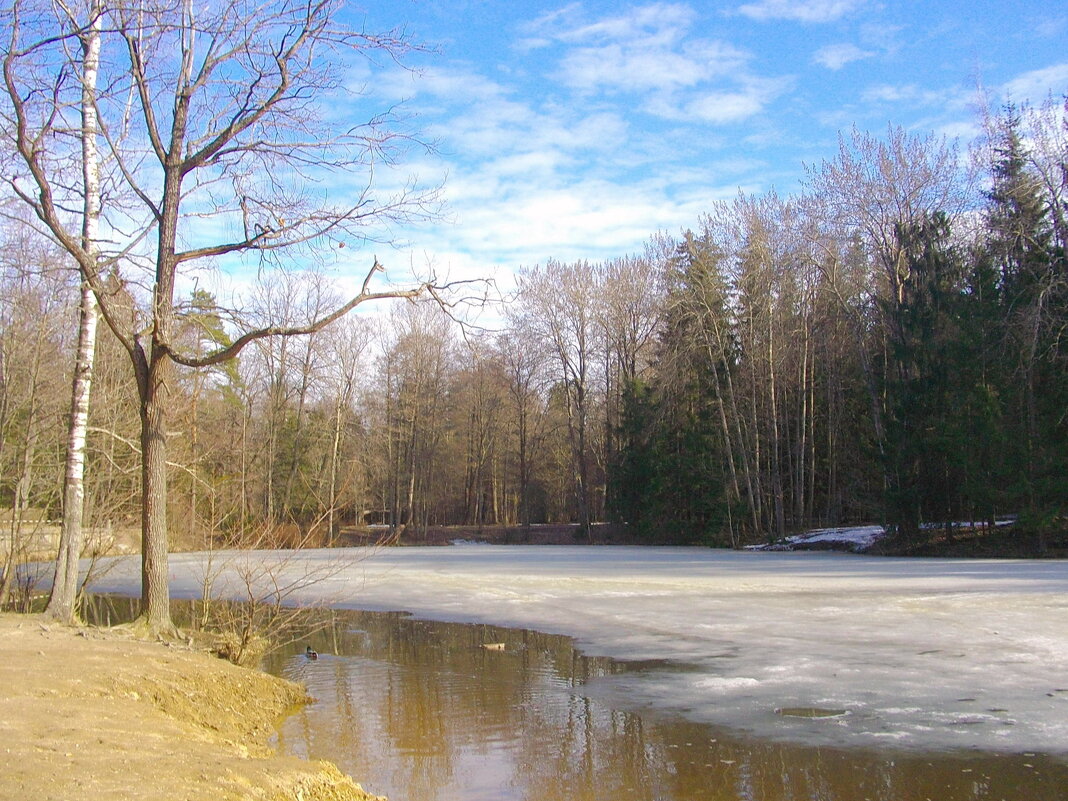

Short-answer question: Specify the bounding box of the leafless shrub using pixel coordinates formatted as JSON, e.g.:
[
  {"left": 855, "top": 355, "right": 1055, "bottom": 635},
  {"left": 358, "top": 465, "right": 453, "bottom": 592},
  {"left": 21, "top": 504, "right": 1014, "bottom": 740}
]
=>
[{"left": 188, "top": 523, "right": 373, "bottom": 665}]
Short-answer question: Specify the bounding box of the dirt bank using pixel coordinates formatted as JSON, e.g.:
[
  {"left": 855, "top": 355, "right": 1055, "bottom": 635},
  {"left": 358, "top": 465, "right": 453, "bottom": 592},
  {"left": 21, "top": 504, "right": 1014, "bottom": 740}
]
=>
[{"left": 0, "top": 613, "right": 379, "bottom": 801}]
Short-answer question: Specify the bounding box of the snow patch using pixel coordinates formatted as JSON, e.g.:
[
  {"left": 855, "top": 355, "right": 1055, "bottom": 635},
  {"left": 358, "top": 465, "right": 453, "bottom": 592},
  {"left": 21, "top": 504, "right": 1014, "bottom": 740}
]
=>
[
  {"left": 746, "top": 525, "right": 886, "bottom": 552},
  {"left": 695, "top": 676, "right": 761, "bottom": 692}
]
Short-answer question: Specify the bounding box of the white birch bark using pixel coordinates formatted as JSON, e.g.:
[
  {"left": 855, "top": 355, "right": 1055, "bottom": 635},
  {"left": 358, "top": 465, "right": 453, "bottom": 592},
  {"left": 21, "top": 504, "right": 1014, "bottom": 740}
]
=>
[{"left": 47, "top": 1, "right": 102, "bottom": 623}]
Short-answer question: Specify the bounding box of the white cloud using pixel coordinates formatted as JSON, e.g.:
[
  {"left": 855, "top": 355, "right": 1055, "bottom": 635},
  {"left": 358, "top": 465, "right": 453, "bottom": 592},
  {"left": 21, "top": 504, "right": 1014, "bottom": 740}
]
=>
[
  {"left": 1033, "top": 16, "right": 1066, "bottom": 38},
  {"left": 861, "top": 83, "right": 953, "bottom": 106},
  {"left": 933, "top": 120, "right": 981, "bottom": 143},
  {"left": 559, "top": 39, "right": 750, "bottom": 95},
  {"left": 560, "top": 44, "right": 703, "bottom": 93},
  {"left": 1001, "top": 63, "right": 1068, "bottom": 104},
  {"left": 857, "top": 65, "right": 1067, "bottom": 152},
  {"left": 331, "top": 4, "right": 799, "bottom": 287},
  {"left": 737, "top": 0, "right": 864, "bottom": 23},
  {"left": 438, "top": 177, "right": 720, "bottom": 268},
  {"left": 686, "top": 91, "right": 765, "bottom": 123},
  {"left": 375, "top": 152, "right": 761, "bottom": 288},
  {"left": 813, "top": 43, "right": 873, "bottom": 70},
  {"left": 381, "top": 66, "right": 513, "bottom": 108},
  {"left": 548, "top": 3, "right": 695, "bottom": 46},
  {"left": 524, "top": 3, "right": 751, "bottom": 97},
  {"left": 681, "top": 77, "right": 789, "bottom": 124},
  {"left": 518, "top": 2, "right": 786, "bottom": 131}
]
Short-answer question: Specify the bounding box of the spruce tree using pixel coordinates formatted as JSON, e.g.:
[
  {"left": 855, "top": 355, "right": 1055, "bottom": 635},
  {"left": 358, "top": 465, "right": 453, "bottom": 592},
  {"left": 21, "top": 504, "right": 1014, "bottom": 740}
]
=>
[
  {"left": 984, "top": 105, "right": 1065, "bottom": 543},
  {"left": 881, "top": 213, "right": 968, "bottom": 540}
]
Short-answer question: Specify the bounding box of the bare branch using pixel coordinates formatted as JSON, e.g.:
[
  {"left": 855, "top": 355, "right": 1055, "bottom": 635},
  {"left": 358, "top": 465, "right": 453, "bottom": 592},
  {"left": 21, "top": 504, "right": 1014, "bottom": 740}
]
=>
[{"left": 163, "top": 258, "right": 430, "bottom": 368}]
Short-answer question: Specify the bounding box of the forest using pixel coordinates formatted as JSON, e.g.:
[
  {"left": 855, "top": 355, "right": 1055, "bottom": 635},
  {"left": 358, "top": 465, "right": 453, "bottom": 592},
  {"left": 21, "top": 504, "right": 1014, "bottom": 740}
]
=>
[
  {"left": 0, "top": 0, "right": 1066, "bottom": 625},
  {"left": 3, "top": 101, "right": 1066, "bottom": 563}
]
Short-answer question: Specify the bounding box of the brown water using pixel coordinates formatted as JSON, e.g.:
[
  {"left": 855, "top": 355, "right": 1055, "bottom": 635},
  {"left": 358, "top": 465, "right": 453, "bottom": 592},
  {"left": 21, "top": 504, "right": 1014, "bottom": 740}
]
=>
[{"left": 264, "top": 610, "right": 1068, "bottom": 801}]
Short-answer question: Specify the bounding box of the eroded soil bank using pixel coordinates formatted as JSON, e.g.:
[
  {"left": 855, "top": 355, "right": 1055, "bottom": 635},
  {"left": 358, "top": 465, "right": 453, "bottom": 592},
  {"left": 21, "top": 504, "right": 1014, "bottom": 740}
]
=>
[{"left": 0, "top": 613, "right": 378, "bottom": 801}]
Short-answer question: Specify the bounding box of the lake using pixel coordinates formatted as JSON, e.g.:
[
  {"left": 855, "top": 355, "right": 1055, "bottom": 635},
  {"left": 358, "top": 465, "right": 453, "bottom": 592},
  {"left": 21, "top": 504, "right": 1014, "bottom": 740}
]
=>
[{"left": 85, "top": 545, "right": 1068, "bottom": 799}]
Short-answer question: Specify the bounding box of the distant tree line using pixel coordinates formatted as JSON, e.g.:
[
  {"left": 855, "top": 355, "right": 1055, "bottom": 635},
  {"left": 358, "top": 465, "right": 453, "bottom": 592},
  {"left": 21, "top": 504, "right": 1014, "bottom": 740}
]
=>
[{"left": 1, "top": 100, "right": 1066, "bottom": 569}]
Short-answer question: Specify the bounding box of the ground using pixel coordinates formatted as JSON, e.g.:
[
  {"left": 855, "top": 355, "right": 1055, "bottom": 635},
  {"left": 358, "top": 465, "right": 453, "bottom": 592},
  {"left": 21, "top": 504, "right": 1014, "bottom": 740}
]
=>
[{"left": 0, "top": 613, "right": 379, "bottom": 801}]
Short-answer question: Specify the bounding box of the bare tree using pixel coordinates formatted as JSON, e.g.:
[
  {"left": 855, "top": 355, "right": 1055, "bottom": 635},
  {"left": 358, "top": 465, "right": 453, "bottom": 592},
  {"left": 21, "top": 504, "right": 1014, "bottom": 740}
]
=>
[
  {"left": 4, "top": 0, "right": 445, "bottom": 633},
  {"left": 594, "top": 253, "right": 661, "bottom": 515},
  {"left": 497, "top": 318, "right": 548, "bottom": 527},
  {"left": 805, "top": 126, "right": 967, "bottom": 312},
  {"left": 518, "top": 261, "right": 599, "bottom": 537},
  {"left": 451, "top": 339, "right": 508, "bottom": 527},
  {"left": 321, "top": 315, "right": 372, "bottom": 544},
  {"left": 375, "top": 302, "right": 453, "bottom": 537}
]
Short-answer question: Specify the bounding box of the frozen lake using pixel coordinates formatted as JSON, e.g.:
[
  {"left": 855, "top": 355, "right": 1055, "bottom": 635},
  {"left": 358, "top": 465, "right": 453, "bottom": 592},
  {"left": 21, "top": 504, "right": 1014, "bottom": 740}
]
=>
[{"left": 86, "top": 545, "right": 1068, "bottom": 753}]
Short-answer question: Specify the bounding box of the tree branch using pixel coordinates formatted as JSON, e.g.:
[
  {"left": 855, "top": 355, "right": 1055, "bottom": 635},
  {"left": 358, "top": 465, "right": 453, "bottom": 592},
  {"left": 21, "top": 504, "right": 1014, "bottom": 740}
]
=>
[{"left": 162, "top": 258, "right": 430, "bottom": 368}]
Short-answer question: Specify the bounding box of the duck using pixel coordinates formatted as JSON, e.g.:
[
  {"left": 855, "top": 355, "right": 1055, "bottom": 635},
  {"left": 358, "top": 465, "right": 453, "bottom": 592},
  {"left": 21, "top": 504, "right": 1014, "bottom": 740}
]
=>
[{"left": 305, "top": 645, "right": 318, "bottom": 660}]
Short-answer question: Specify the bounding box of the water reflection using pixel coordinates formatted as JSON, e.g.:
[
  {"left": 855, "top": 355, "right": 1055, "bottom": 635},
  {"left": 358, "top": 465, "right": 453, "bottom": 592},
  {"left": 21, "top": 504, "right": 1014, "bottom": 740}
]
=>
[{"left": 264, "top": 610, "right": 1068, "bottom": 801}]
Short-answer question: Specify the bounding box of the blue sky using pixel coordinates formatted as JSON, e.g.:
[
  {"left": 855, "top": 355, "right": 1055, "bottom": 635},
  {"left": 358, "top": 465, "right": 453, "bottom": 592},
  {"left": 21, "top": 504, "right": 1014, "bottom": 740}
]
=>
[{"left": 334, "top": 1, "right": 1067, "bottom": 290}]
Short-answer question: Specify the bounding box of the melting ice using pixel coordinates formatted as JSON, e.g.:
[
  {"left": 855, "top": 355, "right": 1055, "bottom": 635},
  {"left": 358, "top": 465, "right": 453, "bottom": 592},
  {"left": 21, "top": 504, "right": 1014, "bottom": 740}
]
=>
[{"left": 86, "top": 545, "right": 1068, "bottom": 752}]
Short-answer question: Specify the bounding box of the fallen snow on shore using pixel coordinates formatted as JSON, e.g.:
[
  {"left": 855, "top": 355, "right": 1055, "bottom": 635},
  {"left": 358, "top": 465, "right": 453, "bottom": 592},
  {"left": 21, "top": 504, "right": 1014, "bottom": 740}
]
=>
[
  {"left": 745, "top": 525, "right": 887, "bottom": 552},
  {"left": 747, "top": 519, "right": 1020, "bottom": 552},
  {"left": 84, "top": 546, "right": 1068, "bottom": 753}
]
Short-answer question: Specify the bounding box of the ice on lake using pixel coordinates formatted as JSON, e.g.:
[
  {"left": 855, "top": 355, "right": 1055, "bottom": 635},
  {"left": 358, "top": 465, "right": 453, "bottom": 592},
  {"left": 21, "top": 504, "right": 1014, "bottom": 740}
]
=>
[{"left": 85, "top": 545, "right": 1068, "bottom": 752}]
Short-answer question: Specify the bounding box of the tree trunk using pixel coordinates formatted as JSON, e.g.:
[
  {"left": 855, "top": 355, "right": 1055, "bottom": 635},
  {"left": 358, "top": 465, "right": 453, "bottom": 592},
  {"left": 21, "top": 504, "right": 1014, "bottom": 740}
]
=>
[
  {"left": 282, "top": 337, "right": 317, "bottom": 517},
  {"left": 326, "top": 383, "right": 347, "bottom": 546},
  {"left": 46, "top": 2, "right": 103, "bottom": 624},
  {"left": 138, "top": 350, "right": 174, "bottom": 633},
  {"left": 723, "top": 349, "right": 760, "bottom": 536},
  {"left": 47, "top": 284, "right": 99, "bottom": 622},
  {"left": 518, "top": 400, "right": 530, "bottom": 527},
  {"left": 767, "top": 309, "right": 786, "bottom": 540},
  {"left": 134, "top": 156, "right": 183, "bottom": 635}
]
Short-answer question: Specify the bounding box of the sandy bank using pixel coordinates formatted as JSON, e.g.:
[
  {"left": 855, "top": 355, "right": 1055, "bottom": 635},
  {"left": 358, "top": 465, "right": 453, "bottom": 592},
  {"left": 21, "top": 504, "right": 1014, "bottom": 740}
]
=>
[{"left": 0, "top": 613, "right": 378, "bottom": 801}]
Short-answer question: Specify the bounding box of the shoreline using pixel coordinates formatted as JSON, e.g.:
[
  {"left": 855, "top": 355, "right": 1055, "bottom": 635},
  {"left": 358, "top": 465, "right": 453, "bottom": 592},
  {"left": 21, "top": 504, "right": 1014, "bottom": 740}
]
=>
[
  {"left": 336, "top": 521, "right": 1068, "bottom": 557},
  {"left": 0, "top": 613, "right": 378, "bottom": 801}
]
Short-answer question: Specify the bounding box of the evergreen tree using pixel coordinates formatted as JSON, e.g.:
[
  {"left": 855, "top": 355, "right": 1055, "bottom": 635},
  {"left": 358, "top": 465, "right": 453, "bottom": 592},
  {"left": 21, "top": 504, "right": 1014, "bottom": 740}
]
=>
[
  {"left": 881, "top": 213, "right": 966, "bottom": 539},
  {"left": 955, "top": 245, "right": 1011, "bottom": 526},
  {"left": 609, "top": 231, "right": 736, "bottom": 544},
  {"left": 986, "top": 106, "right": 1053, "bottom": 307},
  {"left": 984, "top": 106, "right": 1067, "bottom": 543}
]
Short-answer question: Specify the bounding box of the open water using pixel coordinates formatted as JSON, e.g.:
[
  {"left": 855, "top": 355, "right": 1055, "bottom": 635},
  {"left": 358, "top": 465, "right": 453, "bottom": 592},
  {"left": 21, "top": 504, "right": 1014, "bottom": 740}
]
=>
[{"left": 266, "top": 610, "right": 1068, "bottom": 801}]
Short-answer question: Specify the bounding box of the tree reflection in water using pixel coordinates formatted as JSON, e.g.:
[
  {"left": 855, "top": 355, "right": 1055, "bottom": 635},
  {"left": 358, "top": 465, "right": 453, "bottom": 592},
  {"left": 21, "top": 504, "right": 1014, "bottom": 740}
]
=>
[{"left": 265, "top": 609, "right": 1068, "bottom": 801}]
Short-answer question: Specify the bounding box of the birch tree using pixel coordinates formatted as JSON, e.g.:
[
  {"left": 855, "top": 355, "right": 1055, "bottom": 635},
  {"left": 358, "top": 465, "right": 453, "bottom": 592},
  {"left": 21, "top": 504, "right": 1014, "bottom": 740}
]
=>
[{"left": 44, "top": 0, "right": 102, "bottom": 623}]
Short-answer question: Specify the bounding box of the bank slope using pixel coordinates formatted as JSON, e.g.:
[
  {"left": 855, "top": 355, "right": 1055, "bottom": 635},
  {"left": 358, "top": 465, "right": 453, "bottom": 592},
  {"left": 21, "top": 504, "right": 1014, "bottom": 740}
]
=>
[{"left": 0, "top": 613, "right": 379, "bottom": 801}]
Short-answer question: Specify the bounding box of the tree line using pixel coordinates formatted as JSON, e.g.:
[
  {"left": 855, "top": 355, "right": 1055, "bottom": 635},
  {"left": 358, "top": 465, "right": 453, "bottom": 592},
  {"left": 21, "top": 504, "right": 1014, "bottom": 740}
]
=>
[
  {"left": 0, "top": 0, "right": 1065, "bottom": 630},
  {"left": 4, "top": 100, "right": 1066, "bottom": 570}
]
